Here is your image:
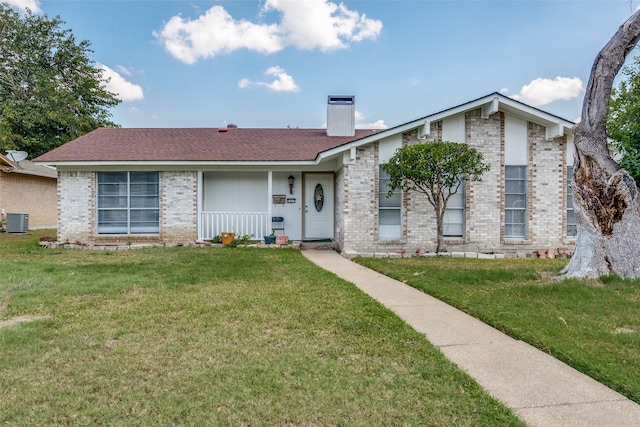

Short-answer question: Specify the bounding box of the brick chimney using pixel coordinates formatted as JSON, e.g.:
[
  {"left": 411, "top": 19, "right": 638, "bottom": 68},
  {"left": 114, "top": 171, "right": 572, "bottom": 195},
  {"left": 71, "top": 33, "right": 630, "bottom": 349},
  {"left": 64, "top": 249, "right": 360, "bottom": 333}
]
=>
[{"left": 327, "top": 95, "right": 355, "bottom": 136}]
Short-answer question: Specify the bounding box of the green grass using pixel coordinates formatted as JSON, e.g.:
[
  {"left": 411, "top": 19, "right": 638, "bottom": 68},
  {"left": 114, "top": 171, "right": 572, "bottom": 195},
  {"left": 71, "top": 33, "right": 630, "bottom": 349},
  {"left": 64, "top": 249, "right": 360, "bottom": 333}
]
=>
[
  {"left": 0, "top": 231, "right": 524, "bottom": 426},
  {"left": 355, "top": 256, "right": 640, "bottom": 404}
]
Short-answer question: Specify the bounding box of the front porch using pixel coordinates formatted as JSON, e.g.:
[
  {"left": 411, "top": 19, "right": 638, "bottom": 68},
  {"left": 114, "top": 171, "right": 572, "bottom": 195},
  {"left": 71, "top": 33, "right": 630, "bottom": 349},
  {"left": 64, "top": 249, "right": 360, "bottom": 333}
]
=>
[
  {"left": 199, "top": 211, "right": 270, "bottom": 241},
  {"left": 196, "top": 171, "right": 334, "bottom": 242}
]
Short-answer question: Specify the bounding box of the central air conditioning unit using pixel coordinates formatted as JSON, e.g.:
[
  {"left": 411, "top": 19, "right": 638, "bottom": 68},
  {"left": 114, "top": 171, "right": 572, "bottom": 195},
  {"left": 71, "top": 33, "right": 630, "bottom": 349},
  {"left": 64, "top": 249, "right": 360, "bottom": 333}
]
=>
[{"left": 6, "top": 213, "right": 29, "bottom": 233}]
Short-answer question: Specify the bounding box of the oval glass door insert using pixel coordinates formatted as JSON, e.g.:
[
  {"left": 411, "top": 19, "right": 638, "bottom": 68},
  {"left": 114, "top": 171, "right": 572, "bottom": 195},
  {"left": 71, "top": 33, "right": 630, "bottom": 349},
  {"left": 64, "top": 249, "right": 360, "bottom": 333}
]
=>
[{"left": 314, "top": 184, "right": 324, "bottom": 212}]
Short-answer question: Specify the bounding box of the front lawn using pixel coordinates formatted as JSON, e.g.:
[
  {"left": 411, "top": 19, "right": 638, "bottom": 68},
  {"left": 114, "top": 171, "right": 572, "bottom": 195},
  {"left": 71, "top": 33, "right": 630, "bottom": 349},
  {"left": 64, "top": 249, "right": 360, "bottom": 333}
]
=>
[
  {"left": 355, "top": 256, "right": 640, "bottom": 404},
  {"left": 0, "top": 232, "right": 524, "bottom": 426}
]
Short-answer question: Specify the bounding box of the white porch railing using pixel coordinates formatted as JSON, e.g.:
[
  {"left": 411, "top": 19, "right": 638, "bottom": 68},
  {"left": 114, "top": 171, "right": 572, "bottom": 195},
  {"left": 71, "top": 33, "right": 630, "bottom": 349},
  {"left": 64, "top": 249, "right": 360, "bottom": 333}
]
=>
[{"left": 200, "top": 211, "right": 269, "bottom": 241}]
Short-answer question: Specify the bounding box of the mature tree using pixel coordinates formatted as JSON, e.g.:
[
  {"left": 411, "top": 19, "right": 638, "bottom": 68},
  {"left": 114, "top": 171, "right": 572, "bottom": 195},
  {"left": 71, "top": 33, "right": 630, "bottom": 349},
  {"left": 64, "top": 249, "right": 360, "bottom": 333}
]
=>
[
  {"left": 607, "top": 56, "right": 640, "bottom": 184},
  {"left": 382, "top": 141, "right": 490, "bottom": 253},
  {"left": 563, "top": 10, "right": 640, "bottom": 278},
  {"left": 0, "top": 4, "right": 120, "bottom": 158}
]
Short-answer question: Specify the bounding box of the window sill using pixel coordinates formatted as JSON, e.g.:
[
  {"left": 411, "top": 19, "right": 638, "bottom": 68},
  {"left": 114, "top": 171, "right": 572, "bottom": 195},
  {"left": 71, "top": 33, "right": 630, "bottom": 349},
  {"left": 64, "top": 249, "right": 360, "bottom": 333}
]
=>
[{"left": 502, "top": 238, "right": 530, "bottom": 245}]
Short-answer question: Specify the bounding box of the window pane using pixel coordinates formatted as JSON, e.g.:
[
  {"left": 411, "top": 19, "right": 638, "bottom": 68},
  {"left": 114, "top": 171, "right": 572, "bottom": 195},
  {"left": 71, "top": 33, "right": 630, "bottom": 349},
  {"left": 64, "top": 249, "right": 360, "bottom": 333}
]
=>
[
  {"left": 444, "top": 223, "right": 463, "bottom": 237},
  {"left": 98, "top": 183, "right": 127, "bottom": 196},
  {"left": 505, "top": 194, "right": 526, "bottom": 209},
  {"left": 447, "top": 191, "right": 464, "bottom": 209},
  {"left": 505, "top": 224, "right": 525, "bottom": 238},
  {"left": 505, "top": 180, "right": 526, "bottom": 194},
  {"left": 444, "top": 209, "right": 464, "bottom": 224},
  {"left": 98, "top": 196, "right": 127, "bottom": 209},
  {"left": 130, "top": 196, "right": 159, "bottom": 208},
  {"left": 379, "top": 209, "right": 401, "bottom": 225},
  {"left": 505, "top": 166, "right": 526, "bottom": 179},
  {"left": 130, "top": 171, "right": 158, "bottom": 184},
  {"left": 505, "top": 210, "right": 525, "bottom": 224},
  {"left": 130, "top": 183, "right": 159, "bottom": 196},
  {"left": 380, "top": 192, "right": 401, "bottom": 207},
  {"left": 97, "top": 210, "right": 127, "bottom": 234},
  {"left": 98, "top": 172, "right": 127, "bottom": 184}
]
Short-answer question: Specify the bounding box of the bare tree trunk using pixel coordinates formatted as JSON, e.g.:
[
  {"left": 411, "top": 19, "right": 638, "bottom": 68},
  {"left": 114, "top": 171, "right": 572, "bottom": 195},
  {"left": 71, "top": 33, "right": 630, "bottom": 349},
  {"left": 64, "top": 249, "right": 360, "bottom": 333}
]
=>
[{"left": 563, "top": 10, "right": 640, "bottom": 278}]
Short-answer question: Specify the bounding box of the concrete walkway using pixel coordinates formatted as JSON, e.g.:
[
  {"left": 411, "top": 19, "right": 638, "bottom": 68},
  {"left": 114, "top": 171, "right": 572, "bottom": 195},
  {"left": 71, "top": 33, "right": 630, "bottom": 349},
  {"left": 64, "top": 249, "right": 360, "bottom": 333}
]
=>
[{"left": 301, "top": 248, "right": 640, "bottom": 427}]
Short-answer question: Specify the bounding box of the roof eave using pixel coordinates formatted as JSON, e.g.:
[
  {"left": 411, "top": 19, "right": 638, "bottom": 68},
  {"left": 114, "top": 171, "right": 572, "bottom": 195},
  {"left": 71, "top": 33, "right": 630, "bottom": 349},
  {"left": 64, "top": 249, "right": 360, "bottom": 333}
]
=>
[{"left": 317, "top": 93, "right": 576, "bottom": 161}]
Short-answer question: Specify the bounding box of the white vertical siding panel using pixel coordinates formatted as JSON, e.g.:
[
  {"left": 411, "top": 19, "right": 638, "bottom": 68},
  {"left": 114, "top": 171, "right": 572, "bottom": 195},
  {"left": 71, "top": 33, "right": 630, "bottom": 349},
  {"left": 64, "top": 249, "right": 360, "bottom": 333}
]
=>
[
  {"left": 442, "top": 114, "right": 466, "bottom": 143},
  {"left": 505, "top": 115, "right": 528, "bottom": 165}
]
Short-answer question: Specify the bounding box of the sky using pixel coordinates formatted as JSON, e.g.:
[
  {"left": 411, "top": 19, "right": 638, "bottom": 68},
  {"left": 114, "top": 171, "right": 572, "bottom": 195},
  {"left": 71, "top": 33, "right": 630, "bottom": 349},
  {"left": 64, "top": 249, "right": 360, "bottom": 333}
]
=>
[{"left": 6, "top": 0, "right": 640, "bottom": 130}]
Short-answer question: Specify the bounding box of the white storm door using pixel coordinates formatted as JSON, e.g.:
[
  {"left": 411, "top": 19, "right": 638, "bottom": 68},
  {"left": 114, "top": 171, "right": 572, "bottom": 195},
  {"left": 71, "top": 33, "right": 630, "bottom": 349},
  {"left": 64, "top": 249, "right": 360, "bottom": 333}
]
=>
[{"left": 304, "top": 174, "right": 334, "bottom": 239}]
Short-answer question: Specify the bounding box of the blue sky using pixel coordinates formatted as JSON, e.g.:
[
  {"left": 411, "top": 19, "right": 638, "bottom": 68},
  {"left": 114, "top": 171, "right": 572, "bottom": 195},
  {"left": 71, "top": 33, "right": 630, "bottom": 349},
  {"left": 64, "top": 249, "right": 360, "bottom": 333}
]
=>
[{"left": 7, "top": 0, "right": 640, "bottom": 130}]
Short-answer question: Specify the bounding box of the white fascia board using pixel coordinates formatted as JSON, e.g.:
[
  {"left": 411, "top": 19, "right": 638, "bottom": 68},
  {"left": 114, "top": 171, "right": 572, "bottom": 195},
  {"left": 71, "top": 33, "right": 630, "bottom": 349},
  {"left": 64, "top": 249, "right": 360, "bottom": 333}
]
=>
[
  {"left": 497, "top": 97, "right": 575, "bottom": 129},
  {"left": 44, "top": 160, "right": 330, "bottom": 173}
]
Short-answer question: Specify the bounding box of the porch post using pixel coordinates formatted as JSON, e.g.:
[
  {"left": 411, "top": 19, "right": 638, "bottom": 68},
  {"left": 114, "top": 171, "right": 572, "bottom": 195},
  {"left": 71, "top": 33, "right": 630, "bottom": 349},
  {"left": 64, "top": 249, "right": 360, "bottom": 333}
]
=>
[
  {"left": 267, "top": 170, "right": 273, "bottom": 234},
  {"left": 196, "top": 170, "right": 203, "bottom": 241}
]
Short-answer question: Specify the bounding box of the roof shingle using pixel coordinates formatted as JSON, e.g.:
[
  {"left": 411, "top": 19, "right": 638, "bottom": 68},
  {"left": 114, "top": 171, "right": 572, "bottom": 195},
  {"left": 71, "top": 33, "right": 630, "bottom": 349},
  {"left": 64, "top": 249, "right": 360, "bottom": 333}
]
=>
[{"left": 34, "top": 127, "right": 381, "bottom": 163}]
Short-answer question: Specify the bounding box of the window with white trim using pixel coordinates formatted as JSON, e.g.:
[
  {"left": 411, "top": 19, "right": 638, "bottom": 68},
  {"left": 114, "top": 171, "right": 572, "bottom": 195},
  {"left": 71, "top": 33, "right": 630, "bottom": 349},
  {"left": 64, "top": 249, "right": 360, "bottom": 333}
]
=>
[
  {"left": 444, "top": 181, "right": 465, "bottom": 238},
  {"left": 97, "top": 172, "right": 159, "bottom": 234},
  {"left": 504, "top": 166, "right": 527, "bottom": 238},
  {"left": 567, "top": 166, "right": 577, "bottom": 237},
  {"left": 378, "top": 166, "right": 402, "bottom": 239}
]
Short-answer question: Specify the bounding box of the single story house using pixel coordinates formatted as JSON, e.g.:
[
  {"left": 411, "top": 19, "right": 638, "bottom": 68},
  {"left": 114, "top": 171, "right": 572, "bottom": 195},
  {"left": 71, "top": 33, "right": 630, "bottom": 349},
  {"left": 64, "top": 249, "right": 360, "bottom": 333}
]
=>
[
  {"left": 34, "top": 93, "right": 576, "bottom": 254},
  {"left": 1, "top": 151, "right": 57, "bottom": 229}
]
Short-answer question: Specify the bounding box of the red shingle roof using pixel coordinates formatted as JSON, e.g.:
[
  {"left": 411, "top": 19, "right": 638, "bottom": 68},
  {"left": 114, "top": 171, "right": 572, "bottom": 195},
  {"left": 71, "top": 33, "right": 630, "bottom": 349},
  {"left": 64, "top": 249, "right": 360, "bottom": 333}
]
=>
[{"left": 34, "top": 127, "right": 381, "bottom": 163}]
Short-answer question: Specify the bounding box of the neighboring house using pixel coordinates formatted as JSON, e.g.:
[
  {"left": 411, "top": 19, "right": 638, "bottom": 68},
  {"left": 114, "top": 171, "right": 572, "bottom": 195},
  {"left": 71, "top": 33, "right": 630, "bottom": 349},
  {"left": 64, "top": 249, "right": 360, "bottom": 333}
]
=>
[
  {"left": 1, "top": 151, "right": 57, "bottom": 229},
  {"left": 34, "top": 93, "right": 577, "bottom": 254}
]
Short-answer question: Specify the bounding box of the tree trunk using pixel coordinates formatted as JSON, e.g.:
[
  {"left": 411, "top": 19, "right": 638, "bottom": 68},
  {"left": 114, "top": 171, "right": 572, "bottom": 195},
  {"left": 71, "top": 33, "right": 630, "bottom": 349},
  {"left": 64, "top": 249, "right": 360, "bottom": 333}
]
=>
[
  {"left": 563, "top": 10, "right": 640, "bottom": 278},
  {"left": 436, "top": 212, "right": 445, "bottom": 254}
]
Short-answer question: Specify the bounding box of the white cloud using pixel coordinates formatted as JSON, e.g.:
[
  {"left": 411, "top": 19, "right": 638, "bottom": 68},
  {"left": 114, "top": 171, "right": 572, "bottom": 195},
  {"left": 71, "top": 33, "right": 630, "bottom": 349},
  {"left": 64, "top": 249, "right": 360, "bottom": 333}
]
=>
[
  {"left": 355, "top": 111, "right": 387, "bottom": 129},
  {"left": 511, "top": 76, "right": 583, "bottom": 107},
  {"left": 116, "top": 65, "right": 133, "bottom": 77},
  {"left": 155, "top": 0, "right": 382, "bottom": 64},
  {"left": 6, "top": 0, "right": 40, "bottom": 12},
  {"left": 356, "top": 119, "right": 387, "bottom": 130},
  {"left": 99, "top": 64, "right": 144, "bottom": 102},
  {"left": 238, "top": 66, "right": 300, "bottom": 92}
]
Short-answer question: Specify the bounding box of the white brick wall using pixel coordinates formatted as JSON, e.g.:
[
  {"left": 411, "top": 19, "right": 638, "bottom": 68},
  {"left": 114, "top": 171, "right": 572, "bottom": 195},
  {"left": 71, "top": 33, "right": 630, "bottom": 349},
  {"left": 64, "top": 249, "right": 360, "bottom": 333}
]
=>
[
  {"left": 161, "top": 171, "right": 197, "bottom": 243},
  {"left": 57, "top": 171, "right": 93, "bottom": 243}
]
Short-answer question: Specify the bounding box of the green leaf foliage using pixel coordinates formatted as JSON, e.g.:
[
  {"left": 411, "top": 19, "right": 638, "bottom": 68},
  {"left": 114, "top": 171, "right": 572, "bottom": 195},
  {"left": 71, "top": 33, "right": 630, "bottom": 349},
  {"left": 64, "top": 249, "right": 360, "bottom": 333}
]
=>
[
  {"left": 382, "top": 141, "right": 490, "bottom": 209},
  {"left": 0, "top": 5, "right": 120, "bottom": 158},
  {"left": 382, "top": 141, "right": 489, "bottom": 252},
  {"left": 607, "top": 56, "right": 640, "bottom": 184}
]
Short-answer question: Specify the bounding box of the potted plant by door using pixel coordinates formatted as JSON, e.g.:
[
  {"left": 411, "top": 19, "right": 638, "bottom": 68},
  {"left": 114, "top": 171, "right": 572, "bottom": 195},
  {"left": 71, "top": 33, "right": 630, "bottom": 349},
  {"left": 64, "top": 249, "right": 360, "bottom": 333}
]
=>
[{"left": 264, "top": 229, "right": 276, "bottom": 245}]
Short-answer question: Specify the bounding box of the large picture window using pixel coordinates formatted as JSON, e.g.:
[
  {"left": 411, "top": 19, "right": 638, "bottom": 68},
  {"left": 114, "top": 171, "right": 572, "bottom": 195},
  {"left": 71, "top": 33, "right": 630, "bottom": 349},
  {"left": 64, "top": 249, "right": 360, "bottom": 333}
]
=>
[
  {"left": 504, "top": 165, "right": 527, "bottom": 238},
  {"left": 97, "top": 172, "right": 159, "bottom": 234},
  {"left": 379, "top": 166, "right": 401, "bottom": 239},
  {"left": 444, "top": 181, "right": 465, "bottom": 238}
]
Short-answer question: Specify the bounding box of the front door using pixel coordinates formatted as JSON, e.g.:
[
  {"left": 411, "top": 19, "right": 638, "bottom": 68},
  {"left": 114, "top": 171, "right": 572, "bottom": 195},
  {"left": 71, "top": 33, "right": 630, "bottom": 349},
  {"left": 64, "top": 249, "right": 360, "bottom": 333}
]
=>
[{"left": 304, "top": 174, "right": 334, "bottom": 239}]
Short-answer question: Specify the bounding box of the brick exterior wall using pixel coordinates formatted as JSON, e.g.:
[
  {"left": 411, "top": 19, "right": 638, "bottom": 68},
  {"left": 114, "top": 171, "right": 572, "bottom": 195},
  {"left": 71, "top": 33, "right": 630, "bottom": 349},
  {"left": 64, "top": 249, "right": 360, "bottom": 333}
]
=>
[
  {"left": 339, "top": 145, "right": 378, "bottom": 252},
  {"left": 527, "top": 122, "right": 565, "bottom": 248},
  {"left": 0, "top": 172, "right": 57, "bottom": 228},
  {"left": 335, "top": 165, "right": 346, "bottom": 248},
  {"left": 465, "top": 109, "right": 503, "bottom": 251},
  {"left": 57, "top": 170, "right": 198, "bottom": 245},
  {"left": 338, "top": 109, "right": 570, "bottom": 254},
  {"left": 57, "top": 171, "right": 93, "bottom": 242},
  {"left": 160, "top": 171, "right": 197, "bottom": 243}
]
